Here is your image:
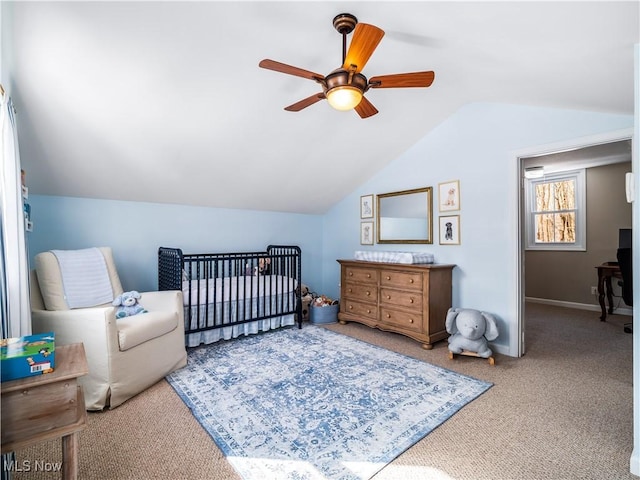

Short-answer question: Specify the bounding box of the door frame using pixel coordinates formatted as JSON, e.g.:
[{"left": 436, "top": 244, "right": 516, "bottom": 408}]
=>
[{"left": 510, "top": 127, "right": 634, "bottom": 357}]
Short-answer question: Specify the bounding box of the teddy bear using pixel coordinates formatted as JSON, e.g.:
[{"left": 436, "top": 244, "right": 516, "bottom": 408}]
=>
[
  {"left": 112, "top": 291, "right": 148, "bottom": 318},
  {"left": 256, "top": 258, "right": 271, "bottom": 276},
  {"left": 445, "top": 308, "right": 499, "bottom": 358},
  {"left": 297, "top": 284, "right": 313, "bottom": 320}
]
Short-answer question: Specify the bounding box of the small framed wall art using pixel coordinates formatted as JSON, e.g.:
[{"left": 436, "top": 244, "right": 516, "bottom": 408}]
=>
[
  {"left": 360, "top": 194, "right": 374, "bottom": 219},
  {"left": 438, "top": 180, "right": 460, "bottom": 212},
  {"left": 360, "top": 221, "right": 374, "bottom": 245},
  {"left": 439, "top": 215, "right": 460, "bottom": 245}
]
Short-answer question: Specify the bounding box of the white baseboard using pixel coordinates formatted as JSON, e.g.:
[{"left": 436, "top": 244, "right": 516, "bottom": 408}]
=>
[
  {"left": 490, "top": 343, "right": 511, "bottom": 356},
  {"left": 525, "top": 297, "right": 632, "bottom": 317}
]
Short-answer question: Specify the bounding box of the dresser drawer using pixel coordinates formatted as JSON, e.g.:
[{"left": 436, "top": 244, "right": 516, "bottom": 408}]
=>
[
  {"left": 380, "top": 307, "right": 423, "bottom": 332},
  {"left": 345, "top": 267, "right": 378, "bottom": 284},
  {"left": 342, "top": 300, "right": 378, "bottom": 320},
  {"left": 343, "top": 282, "right": 377, "bottom": 303},
  {"left": 380, "top": 270, "right": 422, "bottom": 291},
  {"left": 380, "top": 288, "right": 423, "bottom": 311}
]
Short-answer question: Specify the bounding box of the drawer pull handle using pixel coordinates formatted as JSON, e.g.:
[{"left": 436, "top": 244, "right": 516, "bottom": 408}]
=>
[
  {"left": 409, "top": 279, "right": 414, "bottom": 284},
  {"left": 367, "top": 309, "right": 371, "bottom": 314},
  {"left": 386, "top": 313, "right": 391, "bottom": 319},
  {"left": 386, "top": 276, "right": 391, "bottom": 280},
  {"left": 348, "top": 288, "right": 352, "bottom": 293},
  {"left": 409, "top": 318, "right": 414, "bottom": 324},
  {"left": 367, "top": 273, "right": 371, "bottom": 278},
  {"left": 409, "top": 298, "right": 414, "bottom": 304},
  {"left": 366, "top": 291, "right": 371, "bottom": 296},
  {"left": 386, "top": 295, "right": 391, "bottom": 299},
  {"left": 349, "top": 272, "right": 353, "bottom": 276},
  {"left": 349, "top": 305, "right": 353, "bottom": 310}
]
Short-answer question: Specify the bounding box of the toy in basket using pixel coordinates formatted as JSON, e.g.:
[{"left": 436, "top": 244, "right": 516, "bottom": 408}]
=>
[{"left": 309, "top": 295, "right": 339, "bottom": 325}]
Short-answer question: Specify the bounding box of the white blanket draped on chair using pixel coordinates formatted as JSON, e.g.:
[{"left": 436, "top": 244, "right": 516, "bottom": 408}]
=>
[{"left": 51, "top": 247, "right": 114, "bottom": 308}]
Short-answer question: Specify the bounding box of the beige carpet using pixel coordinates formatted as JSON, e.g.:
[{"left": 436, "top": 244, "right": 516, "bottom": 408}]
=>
[{"left": 11, "top": 303, "right": 635, "bottom": 480}]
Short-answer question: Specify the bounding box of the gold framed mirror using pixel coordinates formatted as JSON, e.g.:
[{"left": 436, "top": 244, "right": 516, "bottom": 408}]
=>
[{"left": 376, "top": 187, "right": 433, "bottom": 244}]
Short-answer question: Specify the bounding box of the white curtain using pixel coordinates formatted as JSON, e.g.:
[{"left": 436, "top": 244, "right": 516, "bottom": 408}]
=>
[{"left": 0, "top": 90, "right": 32, "bottom": 339}]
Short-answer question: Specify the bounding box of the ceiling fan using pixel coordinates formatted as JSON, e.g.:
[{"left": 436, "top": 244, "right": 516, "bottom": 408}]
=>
[{"left": 259, "top": 13, "right": 435, "bottom": 119}]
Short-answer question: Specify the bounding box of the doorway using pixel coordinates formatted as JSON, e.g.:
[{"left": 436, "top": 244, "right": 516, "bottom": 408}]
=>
[{"left": 514, "top": 128, "right": 634, "bottom": 356}]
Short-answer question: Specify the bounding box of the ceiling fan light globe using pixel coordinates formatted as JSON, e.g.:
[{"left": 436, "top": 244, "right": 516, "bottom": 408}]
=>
[{"left": 326, "top": 86, "right": 363, "bottom": 111}]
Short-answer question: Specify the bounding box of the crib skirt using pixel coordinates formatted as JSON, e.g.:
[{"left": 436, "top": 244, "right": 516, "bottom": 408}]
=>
[{"left": 184, "top": 292, "right": 296, "bottom": 347}]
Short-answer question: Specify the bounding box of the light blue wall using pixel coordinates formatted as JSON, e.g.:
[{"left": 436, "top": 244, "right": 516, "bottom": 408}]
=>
[
  {"left": 27, "top": 196, "right": 324, "bottom": 293},
  {"left": 321, "top": 102, "right": 634, "bottom": 355},
  {"left": 27, "top": 103, "right": 634, "bottom": 357}
]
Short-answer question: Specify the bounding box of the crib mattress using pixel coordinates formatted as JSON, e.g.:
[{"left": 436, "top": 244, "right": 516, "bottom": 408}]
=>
[{"left": 354, "top": 250, "right": 434, "bottom": 264}]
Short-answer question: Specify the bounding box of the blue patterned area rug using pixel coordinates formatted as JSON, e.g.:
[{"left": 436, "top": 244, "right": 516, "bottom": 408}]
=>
[{"left": 166, "top": 325, "right": 492, "bottom": 480}]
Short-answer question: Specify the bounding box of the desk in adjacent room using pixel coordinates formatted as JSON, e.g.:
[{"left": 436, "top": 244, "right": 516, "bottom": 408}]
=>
[{"left": 595, "top": 262, "right": 622, "bottom": 321}]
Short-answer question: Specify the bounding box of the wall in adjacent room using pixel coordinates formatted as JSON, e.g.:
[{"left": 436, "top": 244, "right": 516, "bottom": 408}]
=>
[
  {"left": 525, "top": 161, "right": 632, "bottom": 307},
  {"left": 321, "top": 102, "right": 634, "bottom": 356},
  {"left": 27, "top": 196, "right": 324, "bottom": 293}
]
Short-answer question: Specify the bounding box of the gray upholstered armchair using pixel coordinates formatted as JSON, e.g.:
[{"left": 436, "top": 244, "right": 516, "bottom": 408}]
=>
[{"left": 30, "top": 247, "right": 187, "bottom": 410}]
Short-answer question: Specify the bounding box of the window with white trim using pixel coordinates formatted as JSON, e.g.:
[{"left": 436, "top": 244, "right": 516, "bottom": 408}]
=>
[{"left": 525, "top": 169, "right": 586, "bottom": 251}]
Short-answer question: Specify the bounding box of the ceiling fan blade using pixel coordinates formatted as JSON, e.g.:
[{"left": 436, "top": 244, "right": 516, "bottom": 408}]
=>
[
  {"left": 354, "top": 96, "right": 378, "bottom": 119},
  {"left": 284, "top": 93, "right": 326, "bottom": 112},
  {"left": 342, "top": 23, "right": 385, "bottom": 73},
  {"left": 369, "top": 71, "right": 435, "bottom": 88},
  {"left": 259, "top": 59, "right": 324, "bottom": 82}
]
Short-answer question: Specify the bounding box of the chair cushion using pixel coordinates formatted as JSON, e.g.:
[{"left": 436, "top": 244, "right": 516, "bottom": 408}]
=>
[
  {"left": 117, "top": 311, "right": 179, "bottom": 351},
  {"left": 34, "top": 247, "right": 124, "bottom": 311}
]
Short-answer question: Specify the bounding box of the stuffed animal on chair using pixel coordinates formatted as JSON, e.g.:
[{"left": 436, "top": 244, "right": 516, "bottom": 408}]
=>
[
  {"left": 112, "top": 291, "right": 148, "bottom": 318},
  {"left": 445, "top": 308, "right": 499, "bottom": 358}
]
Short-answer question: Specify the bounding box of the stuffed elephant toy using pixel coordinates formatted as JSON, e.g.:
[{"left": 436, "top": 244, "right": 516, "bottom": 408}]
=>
[{"left": 445, "top": 308, "right": 499, "bottom": 358}]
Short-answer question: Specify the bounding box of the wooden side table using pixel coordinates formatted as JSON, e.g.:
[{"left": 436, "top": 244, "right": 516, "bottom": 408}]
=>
[{"left": 1, "top": 343, "right": 89, "bottom": 480}]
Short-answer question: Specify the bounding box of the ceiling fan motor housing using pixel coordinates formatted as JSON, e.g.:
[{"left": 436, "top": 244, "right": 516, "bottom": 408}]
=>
[{"left": 325, "top": 69, "right": 367, "bottom": 94}]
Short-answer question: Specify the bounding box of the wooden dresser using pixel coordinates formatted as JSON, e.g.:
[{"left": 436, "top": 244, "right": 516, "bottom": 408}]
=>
[{"left": 337, "top": 260, "right": 454, "bottom": 349}]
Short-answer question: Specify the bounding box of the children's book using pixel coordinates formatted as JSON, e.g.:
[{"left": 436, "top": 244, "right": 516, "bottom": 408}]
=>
[{"left": 1, "top": 332, "right": 55, "bottom": 382}]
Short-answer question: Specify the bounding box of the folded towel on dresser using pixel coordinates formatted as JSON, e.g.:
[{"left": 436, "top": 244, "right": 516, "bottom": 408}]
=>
[{"left": 354, "top": 250, "right": 435, "bottom": 264}]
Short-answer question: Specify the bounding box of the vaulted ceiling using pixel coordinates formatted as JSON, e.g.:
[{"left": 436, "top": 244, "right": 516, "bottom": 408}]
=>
[{"left": 5, "top": 1, "right": 638, "bottom": 214}]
